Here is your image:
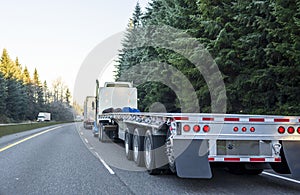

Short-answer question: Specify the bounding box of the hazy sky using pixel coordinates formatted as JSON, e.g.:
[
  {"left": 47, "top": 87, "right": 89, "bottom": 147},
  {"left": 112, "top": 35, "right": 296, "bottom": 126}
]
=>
[{"left": 0, "top": 0, "right": 148, "bottom": 95}]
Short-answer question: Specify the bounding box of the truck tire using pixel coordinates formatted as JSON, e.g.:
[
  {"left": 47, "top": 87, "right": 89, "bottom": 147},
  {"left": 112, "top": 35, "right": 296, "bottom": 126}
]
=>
[
  {"left": 125, "top": 132, "right": 133, "bottom": 160},
  {"left": 144, "top": 130, "right": 161, "bottom": 175},
  {"left": 133, "top": 129, "right": 144, "bottom": 166}
]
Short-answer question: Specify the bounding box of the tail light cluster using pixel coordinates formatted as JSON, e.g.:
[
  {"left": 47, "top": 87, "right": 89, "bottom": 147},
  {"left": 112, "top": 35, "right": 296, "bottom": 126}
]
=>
[
  {"left": 278, "top": 126, "right": 300, "bottom": 134},
  {"left": 183, "top": 125, "right": 210, "bottom": 133},
  {"left": 233, "top": 127, "right": 255, "bottom": 132}
]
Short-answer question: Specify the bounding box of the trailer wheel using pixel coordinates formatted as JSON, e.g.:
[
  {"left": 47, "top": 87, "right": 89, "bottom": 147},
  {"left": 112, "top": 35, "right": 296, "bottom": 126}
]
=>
[
  {"left": 144, "top": 130, "right": 161, "bottom": 175},
  {"left": 125, "top": 132, "right": 133, "bottom": 160},
  {"left": 133, "top": 129, "right": 144, "bottom": 166}
]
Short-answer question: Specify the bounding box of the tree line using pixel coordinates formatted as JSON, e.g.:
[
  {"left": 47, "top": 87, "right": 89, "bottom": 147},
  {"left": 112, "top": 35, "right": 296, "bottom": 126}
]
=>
[
  {"left": 116, "top": 0, "right": 300, "bottom": 115},
  {"left": 0, "top": 48, "right": 74, "bottom": 123}
]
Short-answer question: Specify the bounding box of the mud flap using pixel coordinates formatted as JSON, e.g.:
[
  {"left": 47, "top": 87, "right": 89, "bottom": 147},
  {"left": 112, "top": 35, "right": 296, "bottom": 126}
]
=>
[
  {"left": 174, "top": 139, "right": 212, "bottom": 178},
  {"left": 282, "top": 141, "right": 300, "bottom": 179}
]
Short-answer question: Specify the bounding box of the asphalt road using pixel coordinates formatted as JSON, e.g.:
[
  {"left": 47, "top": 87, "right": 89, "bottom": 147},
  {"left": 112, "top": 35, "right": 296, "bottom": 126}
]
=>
[{"left": 0, "top": 123, "right": 300, "bottom": 194}]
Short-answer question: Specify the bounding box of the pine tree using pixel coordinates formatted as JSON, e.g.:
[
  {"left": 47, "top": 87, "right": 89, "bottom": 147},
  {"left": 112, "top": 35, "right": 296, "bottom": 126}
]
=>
[
  {"left": 0, "top": 48, "right": 14, "bottom": 78},
  {"left": 5, "top": 78, "right": 23, "bottom": 121},
  {"left": 43, "top": 80, "right": 50, "bottom": 104},
  {"left": 0, "top": 49, "right": 23, "bottom": 80},
  {"left": 65, "top": 88, "right": 71, "bottom": 106},
  {"left": 0, "top": 72, "right": 7, "bottom": 119},
  {"left": 22, "top": 66, "right": 31, "bottom": 84},
  {"left": 116, "top": 2, "right": 144, "bottom": 80},
  {"left": 14, "top": 57, "right": 23, "bottom": 81}
]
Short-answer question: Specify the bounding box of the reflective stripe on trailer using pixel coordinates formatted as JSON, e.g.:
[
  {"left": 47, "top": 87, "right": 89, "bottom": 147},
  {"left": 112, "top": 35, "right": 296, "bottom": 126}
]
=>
[{"left": 208, "top": 157, "right": 281, "bottom": 162}]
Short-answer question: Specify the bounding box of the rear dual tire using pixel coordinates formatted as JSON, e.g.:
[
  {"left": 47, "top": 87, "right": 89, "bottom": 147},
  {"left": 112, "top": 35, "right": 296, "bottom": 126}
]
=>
[
  {"left": 125, "top": 132, "right": 133, "bottom": 160},
  {"left": 144, "top": 130, "right": 161, "bottom": 175},
  {"left": 133, "top": 129, "right": 144, "bottom": 166}
]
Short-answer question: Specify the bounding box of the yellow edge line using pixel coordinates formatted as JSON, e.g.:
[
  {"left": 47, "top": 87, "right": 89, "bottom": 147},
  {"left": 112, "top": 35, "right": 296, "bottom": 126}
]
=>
[{"left": 0, "top": 126, "right": 62, "bottom": 152}]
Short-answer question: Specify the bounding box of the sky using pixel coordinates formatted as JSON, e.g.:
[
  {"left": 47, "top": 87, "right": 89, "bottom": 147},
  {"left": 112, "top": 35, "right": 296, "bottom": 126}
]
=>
[{"left": 0, "top": 0, "right": 149, "bottom": 103}]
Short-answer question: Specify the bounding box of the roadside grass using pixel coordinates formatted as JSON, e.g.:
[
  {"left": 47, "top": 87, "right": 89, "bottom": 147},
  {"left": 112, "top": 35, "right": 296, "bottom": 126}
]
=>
[{"left": 0, "top": 122, "right": 74, "bottom": 137}]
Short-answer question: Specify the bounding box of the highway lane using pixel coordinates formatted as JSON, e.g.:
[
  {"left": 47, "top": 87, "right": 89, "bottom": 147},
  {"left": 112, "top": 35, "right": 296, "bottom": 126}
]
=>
[
  {"left": 0, "top": 123, "right": 299, "bottom": 194},
  {"left": 0, "top": 123, "right": 132, "bottom": 194}
]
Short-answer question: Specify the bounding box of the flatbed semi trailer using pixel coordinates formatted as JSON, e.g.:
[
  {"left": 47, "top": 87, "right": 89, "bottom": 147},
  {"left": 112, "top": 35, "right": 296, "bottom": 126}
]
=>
[{"left": 95, "top": 82, "right": 300, "bottom": 179}]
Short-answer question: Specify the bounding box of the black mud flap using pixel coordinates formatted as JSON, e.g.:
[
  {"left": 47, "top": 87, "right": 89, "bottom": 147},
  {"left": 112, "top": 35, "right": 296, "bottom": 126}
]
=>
[
  {"left": 174, "top": 139, "right": 212, "bottom": 178},
  {"left": 282, "top": 141, "right": 300, "bottom": 179}
]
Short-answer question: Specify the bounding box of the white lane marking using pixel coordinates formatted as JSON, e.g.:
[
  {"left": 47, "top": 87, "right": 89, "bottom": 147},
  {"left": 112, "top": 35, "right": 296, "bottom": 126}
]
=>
[
  {"left": 84, "top": 138, "right": 89, "bottom": 144},
  {"left": 262, "top": 171, "right": 300, "bottom": 184},
  {"left": 0, "top": 126, "right": 62, "bottom": 152},
  {"left": 95, "top": 152, "right": 115, "bottom": 175}
]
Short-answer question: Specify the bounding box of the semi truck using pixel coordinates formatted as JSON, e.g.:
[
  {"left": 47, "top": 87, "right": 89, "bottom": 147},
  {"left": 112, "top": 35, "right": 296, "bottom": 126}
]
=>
[
  {"left": 37, "top": 112, "right": 51, "bottom": 122},
  {"left": 83, "top": 96, "right": 96, "bottom": 129},
  {"left": 95, "top": 81, "right": 300, "bottom": 179}
]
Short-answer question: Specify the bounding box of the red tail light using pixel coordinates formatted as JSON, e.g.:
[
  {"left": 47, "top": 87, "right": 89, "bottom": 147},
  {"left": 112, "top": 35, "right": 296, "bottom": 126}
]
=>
[
  {"left": 233, "top": 127, "right": 239, "bottom": 132},
  {"left": 250, "top": 127, "right": 255, "bottom": 132},
  {"left": 297, "top": 127, "right": 300, "bottom": 134},
  {"left": 193, "top": 125, "right": 201, "bottom": 132},
  {"left": 242, "top": 127, "right": 247, "bottom": 132},
  {"left": 183, "top": 125, "right": 190, "bottom": 132},
  {"left": 287, "top": 126, "right": 295, "bottom": 134},
  {"left": 278, "top": 126, "right": 285, "bottom": 134},
  {"left": 203, "top": 125, "right": 210, "bottom": 132}
]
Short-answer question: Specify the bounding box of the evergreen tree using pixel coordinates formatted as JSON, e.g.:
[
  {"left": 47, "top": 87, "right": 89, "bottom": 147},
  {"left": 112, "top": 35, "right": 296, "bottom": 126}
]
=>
[
  {"left": 33, "top": 68, "right": 41, "bottom": 86},
  {"left": 43, "top": 80, "right": 50, "bottom": 104},
  {"left": 0, "top": 49, "right": 23, "bottom": 80},
  {"left": 0, "top": 72, "right": 7, "bottom": 120},
  {"left": 32, "top": 68, "right": 44, "bottom": 110},
  {"left": 116, "top": 2, "right": 144, "bottom": 80},
  {"left": 14, "top": 57, "right": 23, "bottom": 81},
  {"left": 5, "top": 78, "right": 23, "bottom": 121},
  {"left": 0, "top": 48, "right": 14, "bottom": 78},
  {"left": 65, "top": 88, "right": 71, "bottom": 106},
  {"left": 22, "top": 66, "right": 31, "bottom": 84}
]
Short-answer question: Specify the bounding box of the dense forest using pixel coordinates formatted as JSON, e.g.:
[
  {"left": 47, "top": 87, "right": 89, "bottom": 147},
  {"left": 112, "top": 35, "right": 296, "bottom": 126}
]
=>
[
  {"left": 0, "top": 49, "right": 74, "bottom": 123},
  {"left": 116, "top": 0, "right": 300, "bottom": 115}
]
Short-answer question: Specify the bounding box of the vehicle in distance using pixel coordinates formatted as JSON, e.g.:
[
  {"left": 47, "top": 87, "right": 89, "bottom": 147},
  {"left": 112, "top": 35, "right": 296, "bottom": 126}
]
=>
[
  {"left": 37, "top": 112, "right": 51, "bottom": 122},
  {"left": 83, "top": 96, "right": 96, "bottom": 129}
]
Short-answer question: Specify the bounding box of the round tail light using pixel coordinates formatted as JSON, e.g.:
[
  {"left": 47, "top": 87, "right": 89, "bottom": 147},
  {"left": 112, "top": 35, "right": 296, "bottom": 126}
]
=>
[
  {"left": 183, "top": 125, "right": 190, "bottom": 132},
  {"left": 203, "top": 125, "right": 210, "bottom": 132},
  {"left": 193, "top": 125, "right": 201, "bottom": 132},
  {"left": 287, "top": 126, "right": 295, "bottom": 134},
  {"left": 278, "top": 126, "right": 285, "bottom": 134},
  {"left": 297, "top": 127, "right": 300, "bottom": 134},
  {"left": 242, "top": 127, "right": 247, "bottom": 132},
  {"left": 233, "top": 127, "right": 239, "bottom": 132},
  {"left": 250, "top": 127, "right": 255, "bottom": 132}
]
